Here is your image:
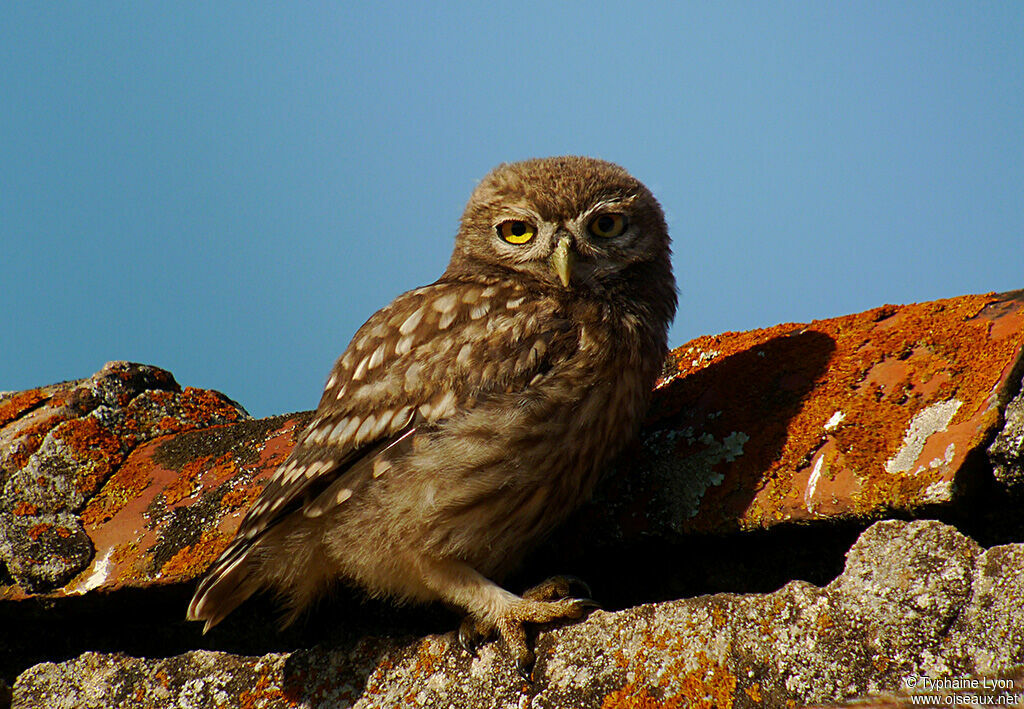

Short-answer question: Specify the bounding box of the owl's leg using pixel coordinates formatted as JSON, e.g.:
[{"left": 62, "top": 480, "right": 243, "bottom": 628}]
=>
[
  {"left": 463, "top": 575, "right": 591, "bottom": 649},
  {"left": 417, "top": 558, "right": 598, "bottom": 679}
]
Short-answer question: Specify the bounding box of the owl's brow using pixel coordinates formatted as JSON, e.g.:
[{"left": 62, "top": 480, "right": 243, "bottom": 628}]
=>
[
  {"left": 490, "top": 206, "right": 541, "bottom": 227},
  {"left": 579, "top": 196, "right": 637, "bottom": 219}
]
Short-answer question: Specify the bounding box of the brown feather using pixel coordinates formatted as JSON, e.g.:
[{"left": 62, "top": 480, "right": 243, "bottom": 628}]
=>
[{"left": 187, "top": 156, "right": 676, "bottom": 662}]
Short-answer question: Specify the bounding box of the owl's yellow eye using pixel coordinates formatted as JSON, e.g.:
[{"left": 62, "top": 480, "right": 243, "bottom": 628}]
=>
[
  {"left": 588, "top": 213, "right": 627, "bottom": 238},
  {"left": 497, "top": 220, "right": 536, "bottom": 245}
]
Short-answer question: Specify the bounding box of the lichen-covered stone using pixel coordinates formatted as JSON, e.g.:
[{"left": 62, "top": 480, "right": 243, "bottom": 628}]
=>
[
  {"left": 0, "top": 511, "right": 92, "bottom": 592},
  {"left": 989, "top": 373, "right": 1024, "bottom": 493},
  {"left": 12, "top": 520, "right": 1024, "bottom": 708},
  {"left": 628, "top": 289, "right": 1024, "bottom": 535},
  {"left": 3, "top": 293, "right": 1024, "bottom": 708},
  {"left": 0, "top": 362, "right": 250, "bottom": 595},
  {"left": 4, "top": 293, "right": 1022, "bottom": 602}
]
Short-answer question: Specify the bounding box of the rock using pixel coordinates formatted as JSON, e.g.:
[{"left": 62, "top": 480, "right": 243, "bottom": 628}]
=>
[
  {"left": 11, "top": 520, "right": 1024, "bottom": 708},
  {"left": 630, "top": 289, "right": 1024, "bottom": 535},
  {"left": 0, "top": 362, "right": 251, "bottom": 596},
  {"left": 989, "top": 372, "right": 1024, "bottom": 493},
  {"left": 5, "top": 292, "right": 1022, "bottom": 605},
  {"left": 3, "top": 292, "right": 1024, "bottom": 708}
]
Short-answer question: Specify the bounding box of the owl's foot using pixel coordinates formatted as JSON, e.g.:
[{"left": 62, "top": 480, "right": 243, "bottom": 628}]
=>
[
  {"left": 496, "top": 595, "right": 601, "bottom": 680},
  {"left": 522, "top": 575, "right": 592, "bottom": 603},
  {"left": 456, "top": 576, "right": 600, "bottom": 681}
]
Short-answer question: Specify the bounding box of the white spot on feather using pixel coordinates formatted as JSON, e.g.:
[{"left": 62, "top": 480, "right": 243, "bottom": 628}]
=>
[
  {"left": 404, "top": 362, "right": 423, "bottom": 391},
  {"left": 470, "top": 301, "right": 491, "bottom": 319},
  {"left": 355, "top": 414, "right": 378, "bottom": 442},
  {"left": 432, "top": 292, "right": 459, "bottom": 313},
  {"left": 395, "top": 335, "right": 415, "bottom": 355},
  {"left": 373, "top": 410, "right": 394, "bottom": 437},
  {"left": 275, "top": 461, "right": 296, "bottom": 481},
  {"left": 338, "top": 416, "right": 361, "bottom": 443},
  {"left": 394, "top": 405, "right": 413, "bottom": 428},
  {"left": 399, "top": 307, "right": 425, "bottom": 335},
  {"left": 431, "top": 390, "right": 457, "bottom": 419},
  {"left": 368, "top": 343, "right": 385, "bottom": 370},
  {"left": 352, "top": 355, "right": 370, "bottom": 381},
  {"left": 439, "top": 309, "right": 458, "bottom": 330}
]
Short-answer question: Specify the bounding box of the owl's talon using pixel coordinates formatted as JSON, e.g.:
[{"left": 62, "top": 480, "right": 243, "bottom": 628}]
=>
[
  {"left": 569, "top": 598, "right": 602, "bottom": 615},
  {"left": 516, "top": 652, "right": 536, "bottom": 682},
  {"left": 457, "top": 618, "right": 483, "bottom": 655}
]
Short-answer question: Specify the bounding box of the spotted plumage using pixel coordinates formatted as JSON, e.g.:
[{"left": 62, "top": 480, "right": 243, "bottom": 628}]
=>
[{"left": 187, "top": 156, "right": 676, "bottom": 677}]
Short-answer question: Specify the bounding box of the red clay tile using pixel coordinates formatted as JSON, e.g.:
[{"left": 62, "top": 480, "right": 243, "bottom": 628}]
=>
[
  {"left": 2, "top": 292, "right": 1022, "bottom": 598},
  {"left": 636, "top": 289, "right": 1024, "bottom": 534}
]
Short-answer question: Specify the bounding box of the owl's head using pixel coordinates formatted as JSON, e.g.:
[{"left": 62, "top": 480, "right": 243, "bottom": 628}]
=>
[{"left": 447, "top": 156, "right": 671, "bottom": 294}]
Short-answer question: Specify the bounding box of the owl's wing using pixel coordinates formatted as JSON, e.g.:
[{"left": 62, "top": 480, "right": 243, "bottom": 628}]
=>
[{"left": 187, "top": 278, "right": 575, "bottom": 629}]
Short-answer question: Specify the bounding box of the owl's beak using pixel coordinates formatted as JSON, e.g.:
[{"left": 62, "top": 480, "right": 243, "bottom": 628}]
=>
[{"left": 550, "top": 236, "right": 574, "bottom": 287}]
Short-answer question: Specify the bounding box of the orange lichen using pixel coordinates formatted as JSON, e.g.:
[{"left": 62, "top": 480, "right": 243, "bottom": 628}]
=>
[
  {"left": 745, "top": 683, "right": 763, "bottom": 703},
  {"left": 80, "top": 449, "right": 155, "bottom": 527},
  {"left": 157, "top": 415, "right": 187, "bottom": 434},
  {"left": 412, "top": 639, "right": 442, "bottom": 676},
  {"left": 50, "top": 417, "right": 124, "bottom": 498},
  {"left": 654, "top": 291, "right": 1024, "bottom": 531},
  {"left": 220, "top": 480, "right": 262, "bottom": 512},
  {"left": 710, "top": 604, "right": 728, "bottom": 629},
  {"left": 27, "top": 523, "right": 52, "bottom": 540},
  {"left": 602, "top": 685, "right": 664, "bottom": 709},
  {"left": 237, "top": 667, "right": 284, "bottom": 709},
  {"left": 605, "top": 618, "right": 741, "bottom": 709},
  {"left": 158, "top": 528, "right": 230, "bottom": 580},
  {"left": 0, "top": 389, "right": 49, "bottom": 427},
  {"left": 603, "top": 662, "right": 738, "bottom": 709},
  {"left": 179, "top": 387, "right": 245, "bottom": 424},
  {"left": 162, "top": 455, "right": 215, "bottom": 506},
  {"left": 12, "top": 502, "right": 38, "bottom": 516},
  {"left": 109, "top": 539, "right": 142, "bottom": 586},
  {"left": 5, "top": 416, "right": 67, "bottom": 470}
]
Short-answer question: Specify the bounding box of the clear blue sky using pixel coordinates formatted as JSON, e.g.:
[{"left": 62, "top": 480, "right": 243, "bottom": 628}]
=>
[{"left": 2, "top": 3, "right": 1022, "bottom": 418}]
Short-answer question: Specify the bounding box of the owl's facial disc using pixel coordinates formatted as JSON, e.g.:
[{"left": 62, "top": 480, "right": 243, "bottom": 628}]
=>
[{"left": 550, "top": 236, "right": 573, "bottom": 287}]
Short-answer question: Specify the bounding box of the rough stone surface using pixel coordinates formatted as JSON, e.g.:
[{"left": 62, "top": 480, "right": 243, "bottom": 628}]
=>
[
  {"left": 989, "top": 373, "right": 1024, "bottom": 493},
  {"left": 0, "top": 362, "right": 251, "bottom": 596},
  {"left": 11, "top": 520, "right": 1024, "bottom": 708},
  {"left": 624, "top": 289, "right": 1024, "bottom": 536},
  {"left": 3, "top": 292, "right": 1021, "bottom": 605},
  {"left": 3, "top": 292, "right": 1024, "bottom": 709}
]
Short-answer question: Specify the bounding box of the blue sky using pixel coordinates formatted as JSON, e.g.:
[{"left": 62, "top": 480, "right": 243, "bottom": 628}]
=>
[{"left": 2, "top": 3, "right": 1022, "bottom": 418}]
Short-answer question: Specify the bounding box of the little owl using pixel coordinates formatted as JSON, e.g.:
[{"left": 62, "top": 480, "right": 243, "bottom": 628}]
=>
[{"left": 187, "top": 156, "right": 676, "bottom": 678}]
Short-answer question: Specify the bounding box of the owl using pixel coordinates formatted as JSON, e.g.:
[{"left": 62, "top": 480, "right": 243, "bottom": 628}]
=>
[{"left": 187, "top": 156, "right": 676, "bottom": 678}]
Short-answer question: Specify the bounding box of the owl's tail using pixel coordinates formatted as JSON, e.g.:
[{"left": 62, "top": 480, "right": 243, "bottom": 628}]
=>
[{"left": 186, "top": 540, "right": 261, "bottom": 633}]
